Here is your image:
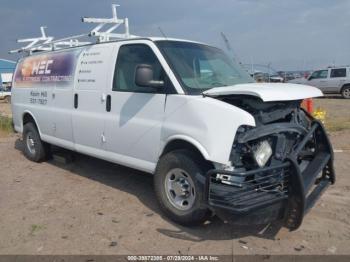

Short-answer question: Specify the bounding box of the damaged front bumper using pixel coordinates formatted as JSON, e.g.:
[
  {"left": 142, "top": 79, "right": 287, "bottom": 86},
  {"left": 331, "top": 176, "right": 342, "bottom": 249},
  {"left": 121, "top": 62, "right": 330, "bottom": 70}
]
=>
[{"left": 206, "top": 120, "right": 335, "bottom": 230}]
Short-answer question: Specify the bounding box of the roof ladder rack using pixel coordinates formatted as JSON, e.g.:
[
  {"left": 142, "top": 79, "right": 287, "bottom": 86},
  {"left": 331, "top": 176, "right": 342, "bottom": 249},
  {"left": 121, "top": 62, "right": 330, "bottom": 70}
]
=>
[
  {"left": 82, "top": 4, "right": 136, "bottom": 42},
  {"left": 9, "top": 4, "right": 137, "bottom": 55},
  {"left": 9, "top": 26, "right": 91, "bottom": 54},
  {"left": 9, "top": 26, "right": 54, "bottom": 54}
]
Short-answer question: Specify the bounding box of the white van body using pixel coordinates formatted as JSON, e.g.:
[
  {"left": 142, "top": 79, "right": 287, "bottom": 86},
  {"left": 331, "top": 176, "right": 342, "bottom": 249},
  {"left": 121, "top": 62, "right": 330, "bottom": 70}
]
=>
[
  {"left": 12, "top": 38, "right": 322, "bottom": 172},
  {"left": 11, "top": 38, "right": 335, "bottom": 229}
]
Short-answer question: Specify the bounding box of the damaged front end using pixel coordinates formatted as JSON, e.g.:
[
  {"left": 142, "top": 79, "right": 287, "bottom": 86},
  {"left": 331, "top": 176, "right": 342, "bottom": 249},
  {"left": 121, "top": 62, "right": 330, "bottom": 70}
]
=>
[{"left": 206, "top": 96, "right": 335, "bottom": 230}]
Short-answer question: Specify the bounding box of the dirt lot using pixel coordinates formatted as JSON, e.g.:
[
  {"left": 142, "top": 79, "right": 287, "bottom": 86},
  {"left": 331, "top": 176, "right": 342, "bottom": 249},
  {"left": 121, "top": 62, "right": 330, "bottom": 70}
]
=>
[
  {"left": 0, "top": 101, "right": 12, "bottom": 118},
  {"left": 0, "top": 99, "right": 349, "bottom": 255}
]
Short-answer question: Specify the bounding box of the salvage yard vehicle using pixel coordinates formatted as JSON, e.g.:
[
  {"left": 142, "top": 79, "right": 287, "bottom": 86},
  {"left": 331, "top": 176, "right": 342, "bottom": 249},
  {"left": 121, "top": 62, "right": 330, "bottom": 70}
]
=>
[
  {"left": 0, "top": 86, "right": 11, "bottom": 103},
  {"left": 10, "top": 5, "right": 335, "bottom": 230},
  {"left": 289, "top": 66, "right": 350, "bottom": 99}
]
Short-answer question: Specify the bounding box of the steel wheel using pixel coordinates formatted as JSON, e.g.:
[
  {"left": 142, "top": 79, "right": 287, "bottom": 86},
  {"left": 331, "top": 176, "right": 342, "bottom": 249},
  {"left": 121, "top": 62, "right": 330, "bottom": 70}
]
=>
[
  {"left": 22, "top": 122, "right": 50, "bottom": 162},
  {"left": 164, "top": 168, "right": 196, "bottom": 211},
  {"left": 26, "top": 131, "right": 36, "bottom": 155},
  {"left": 154, "top": 150, "right": 210, "bottom": 225}
]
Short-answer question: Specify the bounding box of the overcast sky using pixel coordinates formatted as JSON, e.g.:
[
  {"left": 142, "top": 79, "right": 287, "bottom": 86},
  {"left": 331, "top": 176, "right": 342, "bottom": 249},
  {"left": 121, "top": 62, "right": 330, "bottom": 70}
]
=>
[{"left": 1, "top": 0, "right": 349, "bottom": 71}]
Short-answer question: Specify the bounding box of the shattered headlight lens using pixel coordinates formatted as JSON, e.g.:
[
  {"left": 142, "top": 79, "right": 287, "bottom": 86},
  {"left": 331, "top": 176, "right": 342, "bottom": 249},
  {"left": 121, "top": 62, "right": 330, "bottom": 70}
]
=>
[{"left": 253, "top": 140, "right": 272, "bottom": 167}]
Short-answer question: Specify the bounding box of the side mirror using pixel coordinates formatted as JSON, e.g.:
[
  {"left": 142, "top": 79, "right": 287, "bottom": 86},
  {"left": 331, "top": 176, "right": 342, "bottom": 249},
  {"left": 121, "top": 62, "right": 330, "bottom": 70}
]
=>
[{"left": 135, "top": 64, "right": 164, "bottom": 88}]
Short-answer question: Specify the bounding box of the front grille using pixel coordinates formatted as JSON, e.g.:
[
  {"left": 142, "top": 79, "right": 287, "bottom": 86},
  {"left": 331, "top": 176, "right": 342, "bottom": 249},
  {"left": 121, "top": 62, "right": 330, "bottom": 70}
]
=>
[{"left": 208, "top": 164, "right": 290, "bottom": 213}]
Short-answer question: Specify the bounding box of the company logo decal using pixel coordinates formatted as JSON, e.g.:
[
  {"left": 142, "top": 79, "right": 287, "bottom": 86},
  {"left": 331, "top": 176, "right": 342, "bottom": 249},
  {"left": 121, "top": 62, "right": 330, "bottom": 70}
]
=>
[{"left": 14, "top": 50, "right": 81, "bottom": 88}]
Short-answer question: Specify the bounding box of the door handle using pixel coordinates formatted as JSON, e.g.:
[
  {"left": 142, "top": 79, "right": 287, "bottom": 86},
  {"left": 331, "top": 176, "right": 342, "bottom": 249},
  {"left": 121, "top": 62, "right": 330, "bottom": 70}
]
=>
[
  {"left": 74, "top": 93, "right": 78, "bottom": 109},
  {"left": 101, "top": 133, "right": 106, "bottom": 143},
  {"left": 106, "top": 95, "right": 111, "bottom": 112},
  {"left": 101, "top": 93, "right": 106, "bottom": 102}
]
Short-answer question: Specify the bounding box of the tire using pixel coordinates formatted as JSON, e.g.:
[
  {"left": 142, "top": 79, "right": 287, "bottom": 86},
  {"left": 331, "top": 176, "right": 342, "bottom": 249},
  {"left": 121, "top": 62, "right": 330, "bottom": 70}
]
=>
[
  {"left": 154, "top": 149, "right": 210, "bottom": 226},
  {"left": 341, "top": 86, "right": 350, "bottom": 99},
  {"left": 23, "top": 122, "right": 50, "bottom": 162},
  {"left": 4, "top": 96, "right": 11, "bottom": 103}
]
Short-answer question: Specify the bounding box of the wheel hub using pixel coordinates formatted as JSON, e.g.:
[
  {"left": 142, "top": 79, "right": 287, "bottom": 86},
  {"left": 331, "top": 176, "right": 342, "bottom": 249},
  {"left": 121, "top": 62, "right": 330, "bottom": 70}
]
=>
[
  {"left": 165, "top": 168, "right": 196, "bottom": 211},
  {"left": 26, "top": 132, "right": 36, "bottom": 155},
  {"left": 172, "top": 178, "right": 190, "bottom": 197}
]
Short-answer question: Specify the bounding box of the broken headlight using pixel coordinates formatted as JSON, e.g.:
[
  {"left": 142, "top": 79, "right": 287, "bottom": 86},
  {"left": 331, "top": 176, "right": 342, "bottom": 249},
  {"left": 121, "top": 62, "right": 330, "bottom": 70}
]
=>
[{"left": 253, "top": 140, "right": 272, "bottom": 167}]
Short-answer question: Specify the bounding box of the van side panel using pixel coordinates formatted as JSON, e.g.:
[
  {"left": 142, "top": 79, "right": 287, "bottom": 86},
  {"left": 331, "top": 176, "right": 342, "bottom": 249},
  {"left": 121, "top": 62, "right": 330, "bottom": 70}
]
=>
[
  {"left": 72, "top": 45, "right": 113, "bottom": 152},
  {"left": 12, "top": 48, "right": 83, "bottom": 150},
  {"left": 12, "top": 57, "right": 55, "bottom": 136},
  {"left": 160, "top": 95, "right": 256, "bottom": 166}
]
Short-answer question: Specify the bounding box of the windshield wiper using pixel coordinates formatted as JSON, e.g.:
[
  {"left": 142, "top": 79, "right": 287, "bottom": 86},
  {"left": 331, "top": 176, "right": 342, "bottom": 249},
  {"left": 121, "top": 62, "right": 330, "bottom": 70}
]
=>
[{"left": 210, "top": 82, "right": 228, "bottom": 87}]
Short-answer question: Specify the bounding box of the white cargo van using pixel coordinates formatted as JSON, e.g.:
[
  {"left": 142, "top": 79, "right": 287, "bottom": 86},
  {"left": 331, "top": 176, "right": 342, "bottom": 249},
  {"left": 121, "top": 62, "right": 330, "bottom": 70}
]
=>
[{"left": 11, "top": 7, "right": 335, "bottom": 230}]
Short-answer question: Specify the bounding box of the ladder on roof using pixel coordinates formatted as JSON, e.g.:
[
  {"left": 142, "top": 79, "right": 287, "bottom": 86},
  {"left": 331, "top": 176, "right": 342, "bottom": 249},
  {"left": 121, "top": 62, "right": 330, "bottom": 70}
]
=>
[
  {"left": 9, "top": 26, "right": 90, "bottom": 54},
  {"left": 9, "top": 4, "right": 137, "bottom": 55}
]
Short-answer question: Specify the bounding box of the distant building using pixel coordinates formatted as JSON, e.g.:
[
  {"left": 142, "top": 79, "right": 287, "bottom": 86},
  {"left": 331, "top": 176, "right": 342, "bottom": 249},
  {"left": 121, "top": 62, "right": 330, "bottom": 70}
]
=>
[{"left": 0, "top": 59, "right": 16, "bottom": 88}]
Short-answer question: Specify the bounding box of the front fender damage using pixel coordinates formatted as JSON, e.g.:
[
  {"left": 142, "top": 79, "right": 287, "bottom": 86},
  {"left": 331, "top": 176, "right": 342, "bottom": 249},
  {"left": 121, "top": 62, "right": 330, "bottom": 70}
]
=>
[{"left": 204, "top": 95, "right": 335, "bottom": 230}]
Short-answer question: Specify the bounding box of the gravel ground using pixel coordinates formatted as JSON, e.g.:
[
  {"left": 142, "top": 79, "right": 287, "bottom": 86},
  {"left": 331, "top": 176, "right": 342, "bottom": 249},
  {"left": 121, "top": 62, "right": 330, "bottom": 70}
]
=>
[
  {"left": 0, "top": 99, "right": 349, "bottom": 255},
  {"left": 0, "top": 101, "right": 11, "bottom": 117}
]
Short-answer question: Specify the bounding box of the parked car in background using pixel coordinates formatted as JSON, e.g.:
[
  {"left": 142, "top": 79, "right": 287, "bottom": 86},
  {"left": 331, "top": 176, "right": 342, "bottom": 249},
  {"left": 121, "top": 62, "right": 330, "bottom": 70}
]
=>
[
  {"left": 276, "top": 71, "right": 309, "bottom": 82},
  {"left": 289, "top": 67, "right": 350, "bottom": 99},
  {"left": 0, "top": 85, "right": 11, "bottom": 103},
  {"left": 244, "top": 65, "right": 284, "bottom": 83},
  {"left": 269, "top": 74, "right": 284, "bottom": 83}
]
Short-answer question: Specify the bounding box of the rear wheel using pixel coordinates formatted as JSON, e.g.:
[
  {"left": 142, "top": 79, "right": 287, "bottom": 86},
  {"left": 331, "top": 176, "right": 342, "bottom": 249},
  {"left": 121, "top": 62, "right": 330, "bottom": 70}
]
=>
[
  {"left": 23, "top": 122, "right": 50, "bottom": 162},
  {"left": 154, "top": 150, "right": 210, "bottom": 226},
  {"left": 341, "top": 86, "right": 350, "bottom": 99}
]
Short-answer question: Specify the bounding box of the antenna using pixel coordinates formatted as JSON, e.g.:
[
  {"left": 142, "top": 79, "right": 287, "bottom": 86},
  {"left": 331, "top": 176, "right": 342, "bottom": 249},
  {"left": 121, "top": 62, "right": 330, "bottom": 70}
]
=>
[
  {"left": 10, "top": 4, "right": 138, "bottom": 55},
  {"left": 158, "top": 27, "right": 168, "bottom": 39},
  {"left": 220, "top": 32, "right": 241, "bottom": 64},
  {"left": 221, "top": 32, "right": 232, "bottom": 51}
]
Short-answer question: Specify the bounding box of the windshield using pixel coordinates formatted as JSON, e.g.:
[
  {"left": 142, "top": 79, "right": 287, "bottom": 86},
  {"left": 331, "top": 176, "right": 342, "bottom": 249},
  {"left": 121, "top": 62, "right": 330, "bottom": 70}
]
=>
[{"left": 156, "top": 41, "right": 254, "bottom": 94}]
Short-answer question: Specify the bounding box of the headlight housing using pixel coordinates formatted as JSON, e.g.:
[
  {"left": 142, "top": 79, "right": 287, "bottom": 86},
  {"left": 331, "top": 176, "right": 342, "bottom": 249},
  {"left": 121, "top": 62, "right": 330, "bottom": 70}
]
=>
[{"left": 253, "top": 140, "right": 272, "bottom": 167}]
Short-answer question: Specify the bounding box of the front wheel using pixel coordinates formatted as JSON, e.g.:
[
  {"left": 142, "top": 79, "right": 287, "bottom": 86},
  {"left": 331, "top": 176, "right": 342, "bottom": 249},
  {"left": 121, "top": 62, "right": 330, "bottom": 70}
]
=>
[
  {"left": 341, "top": 86, "right": 350, "bottom": 99},
  {"left": 154, "top": 150, "right": 210, "bottom": 226}
]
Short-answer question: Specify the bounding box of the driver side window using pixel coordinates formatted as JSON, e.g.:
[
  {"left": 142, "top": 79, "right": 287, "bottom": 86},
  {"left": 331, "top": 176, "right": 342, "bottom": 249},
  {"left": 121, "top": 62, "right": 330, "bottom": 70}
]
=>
[
  {"left": 113, "top": 44, "right": 165, "bottom": 93},
  {"left": 310, "top": 70, "right": 328, "bottom": 80}
]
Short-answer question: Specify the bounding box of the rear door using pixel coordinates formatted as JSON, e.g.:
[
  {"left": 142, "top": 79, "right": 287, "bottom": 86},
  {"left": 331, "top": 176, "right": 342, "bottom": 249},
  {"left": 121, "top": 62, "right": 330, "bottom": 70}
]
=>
[
  {"left": 72, "top": 45, "right": 113, "bottom": 156},
  {"left": 326, "top": 68, "right": 347, "bottom": 93},
  {"left": 307, "top": 69, "right": 329, "bottom": 91},
  {"left": 51, "top": 49, "right": 82, "bottom": 149}
]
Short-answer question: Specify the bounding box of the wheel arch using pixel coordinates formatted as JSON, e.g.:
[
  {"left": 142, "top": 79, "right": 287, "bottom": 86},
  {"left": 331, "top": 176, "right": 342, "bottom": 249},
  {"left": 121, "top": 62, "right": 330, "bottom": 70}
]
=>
[
  {"left": 22, "top": 111, "right": 42, "bottom": 135},
  {"left": 341, "top": 83, "right": 350, "bottom": 90},
  {"left": 161, "top": 136, "right": 212, "bottom": 164}
]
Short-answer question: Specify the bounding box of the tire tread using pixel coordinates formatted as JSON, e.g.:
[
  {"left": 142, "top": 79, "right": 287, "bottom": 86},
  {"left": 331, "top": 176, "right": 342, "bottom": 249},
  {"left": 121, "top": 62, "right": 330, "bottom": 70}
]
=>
[{"left": 154, "top": 149, "right": 210, "bottom": 226}]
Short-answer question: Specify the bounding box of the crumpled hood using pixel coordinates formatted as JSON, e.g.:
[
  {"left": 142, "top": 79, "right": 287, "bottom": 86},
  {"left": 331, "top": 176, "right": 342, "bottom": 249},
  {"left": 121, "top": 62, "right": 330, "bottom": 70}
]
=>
[{"left": 202, "top": 83, "right": 323, "bottom": 102}]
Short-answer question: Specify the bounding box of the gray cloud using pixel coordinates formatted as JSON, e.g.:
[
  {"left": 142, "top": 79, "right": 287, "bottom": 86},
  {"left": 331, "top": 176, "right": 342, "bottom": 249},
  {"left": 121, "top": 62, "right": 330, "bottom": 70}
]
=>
[{"left": 1, "top": 0, "right": 349, "bottom": 70}]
